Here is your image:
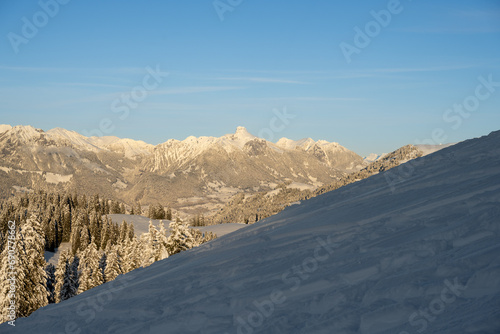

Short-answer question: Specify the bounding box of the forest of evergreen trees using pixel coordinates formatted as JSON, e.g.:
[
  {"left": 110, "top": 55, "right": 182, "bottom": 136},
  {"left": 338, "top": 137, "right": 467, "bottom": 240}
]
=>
[{"left": 0, "top": 191, "right": 216, "bottom": 324}]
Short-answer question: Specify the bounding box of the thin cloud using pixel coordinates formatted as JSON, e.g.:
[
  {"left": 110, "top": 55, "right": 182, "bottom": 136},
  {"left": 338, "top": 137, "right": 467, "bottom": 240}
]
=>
[
  {"left": 48, "top": 82, "right": 129, "bottom": 89},
  {"left": 0, "top": 65, "right": 147, "bottom": 75},
  {"left": 150, "top": 86, "right": 244, "bottom": 95},
  {"left": 217, "top": 77, "right": 309, "bottom": 84},
  {"left": 368, "top": 64, "right": 476, "bottom": 73},
  {"left": 396, "top": 26, "right": 500, "bottom": 34},
  {"left": 268, "top": 96, "right": 364, "bottom": 102}
]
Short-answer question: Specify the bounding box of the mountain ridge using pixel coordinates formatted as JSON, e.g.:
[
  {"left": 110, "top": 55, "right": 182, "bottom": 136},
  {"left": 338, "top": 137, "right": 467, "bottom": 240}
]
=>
[{"left": 0, "top": 124, "right": 363, "bottom": 216}]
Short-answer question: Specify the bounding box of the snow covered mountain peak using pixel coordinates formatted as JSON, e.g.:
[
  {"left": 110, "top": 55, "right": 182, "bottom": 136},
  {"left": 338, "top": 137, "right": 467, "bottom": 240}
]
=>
[
  {"left": 1, "top": 124, "right": 44, "bottom": 144},
  {"left": 46, "top": 127, "right": 102, "bottom": 152},
  {"left": 276, "top": 137, "right": 342, "bottom": 152},
  {"left": 222, "top": 126, "right": 257, "bottom": 149},
  {"left": 276, "top": 137, "right": 315, "bottom": 150},
  {"left": 235, "top": 126, "right": 251, "bottom": 136},
  {"left": 0, "top": 124, "right": 12, "bottom": 134}
]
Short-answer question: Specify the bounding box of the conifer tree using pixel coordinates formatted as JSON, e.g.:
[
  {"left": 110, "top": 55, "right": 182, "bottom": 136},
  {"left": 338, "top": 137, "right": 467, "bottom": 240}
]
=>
[
  {"left": 69, "top": 254, "right": 80, "bottom": 293},
  {"left": 141, "top": 221, "right": 158, "bottom": 267},
  {"left": 128, "top": 223, "right": 135, "bottom": 241},
  {"left": 57, "top": 254, "right": 79, "bottom": 302},
  {"left": 77, "top": 242, "right": 103, "bottom": 294},
  {"left": 98, "top": 252, "right": 107, "bottom": 282},
  {"left": 0, "top": 218, "right": 48, "bottom": 322},
  {"left": 61, "top": 205, "right": 72, "bottom": 242},
  {"left": 135, "top": 202, "right": 142, "bottom": 216},
  {"left": 45, "top": 263, "right": 56, "bottom": 304},
  {"left": 166, "top": 221, "right": 196, "bottom": 256},
  {"left": 119, "top": 221, "right": 128, "bottom": 243},
  {"left": 120, "top": 203, "right": 126, "bottom": 214},
  {"left": 100, "top": 217, "right": 110, "bottom": 250},
  {"left": 120, "top": 238, "right": 141, "bottom": 273},
  {"left": 79, "top": 227, "right": 90, "bottom": 252},
  {"left": 54, "top": 250, "right": 72, "bottom": 303},
  {"left": 157, "top": 222, "right": 169, "bottom": 261},
  {"left": 104, "top": 247, "right": 122, "bottom": 282},
  {"left": 89, "top": 211, "right": 101, "bottom": 249}
]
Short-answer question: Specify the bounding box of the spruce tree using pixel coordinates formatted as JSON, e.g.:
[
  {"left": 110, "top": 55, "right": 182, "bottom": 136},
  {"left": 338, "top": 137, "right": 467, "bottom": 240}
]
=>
[
  {"left": 0, "top": 218, "right": 48, "bottom": 322},
  {"left": 104, "top": 247, "right": 122, "bottom": 282},
  {"left": 120, "top": 238, "right": 141, "bottom": 273},
  {"left": 59, "top": 257, "right": 78, "bottom": 302},
  {"left": 61, "top": 205, "right": 71, "bottom": 242},
  {"left": 157, "top": 222, "right": 169, "bottom": 261},
  {"left": 98, "top": 252, "right": 107, "bottom": 282},
  {"left": 54, "top": 250, "right": 72, "bottom": 303},
  {"left": 166, "top": 207, "right": 172, "bottom": 221},
  {"left": 77, "top": 242, "right": 103, "bottom": 294},
  {"left": 140, "top": 221, "right": 158, "bottom": 267},
  {"left": 135, "top": 202, "right": 142, "bottom": 216},
  {"left": 100, "top": 217, "right": 110, "bottom": 250},
  {"left": 166, "top": 221, "right": 195, "bottom": 255},
  {"left": 119, "top": 221, "right": 128, "bottom": 243},
  {"left": 45, "top": 263, "right": 56, "bottom": 304},
  {"left": 128, "top": 223, "right": 135, "bottom": 241}
]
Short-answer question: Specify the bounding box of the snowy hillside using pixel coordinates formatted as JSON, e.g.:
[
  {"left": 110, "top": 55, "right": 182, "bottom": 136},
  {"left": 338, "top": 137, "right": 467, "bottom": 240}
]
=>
[{"left": 5, "top": 130, "right": 500, "bottom": 333}]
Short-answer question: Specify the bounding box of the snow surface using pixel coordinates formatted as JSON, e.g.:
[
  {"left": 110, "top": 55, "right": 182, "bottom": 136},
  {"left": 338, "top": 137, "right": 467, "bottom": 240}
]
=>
[
  {"left": 44, "top": 242, "right": 71, "bottom": 266},
  {"left": 44, "top": 172, "right": 73, "bottom": 184},
  {"left": 106, "top": 214, "right": 246, "bottom": 238},
  {"left": 6, "top": 130, "right": 500, "bottom": 333}
]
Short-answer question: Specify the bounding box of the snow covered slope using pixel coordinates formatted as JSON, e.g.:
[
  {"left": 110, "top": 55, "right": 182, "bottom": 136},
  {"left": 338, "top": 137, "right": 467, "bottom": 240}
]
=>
[{"left": 6, "top": 130, "right": 500, "bottom": 333}]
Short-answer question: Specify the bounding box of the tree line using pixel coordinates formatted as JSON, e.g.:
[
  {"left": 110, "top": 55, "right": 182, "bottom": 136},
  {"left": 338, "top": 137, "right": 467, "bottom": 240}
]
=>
[{"left": 0, "top": 191, "right": 216, "bottom": 324}]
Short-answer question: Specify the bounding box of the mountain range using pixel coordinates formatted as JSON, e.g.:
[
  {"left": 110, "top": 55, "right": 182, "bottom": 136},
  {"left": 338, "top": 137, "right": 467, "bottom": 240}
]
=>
[{"left": 0, "top": 125, "right": 363, "bottom": 216}]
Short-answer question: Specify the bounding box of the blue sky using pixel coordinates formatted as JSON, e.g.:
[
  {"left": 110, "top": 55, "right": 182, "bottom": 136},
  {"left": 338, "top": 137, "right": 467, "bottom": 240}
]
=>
[{"left": 0, "top": 0, "right": 499, "bottom": 156}]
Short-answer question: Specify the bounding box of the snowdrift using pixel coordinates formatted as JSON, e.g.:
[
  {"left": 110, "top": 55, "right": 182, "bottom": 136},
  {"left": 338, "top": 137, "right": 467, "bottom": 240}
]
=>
[{"left": 5, "top": 130, "right": 500, "bottom": 333}]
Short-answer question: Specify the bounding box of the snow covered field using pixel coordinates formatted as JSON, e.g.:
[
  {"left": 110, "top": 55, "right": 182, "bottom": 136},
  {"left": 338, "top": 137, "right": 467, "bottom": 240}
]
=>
[
  {"left": 6, "top": 130, "right": 500, "bottom": 333},
  {"left": 106, "top": 214, "right": 246, "bottom": 238}
]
